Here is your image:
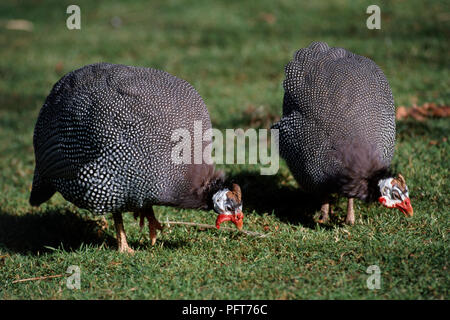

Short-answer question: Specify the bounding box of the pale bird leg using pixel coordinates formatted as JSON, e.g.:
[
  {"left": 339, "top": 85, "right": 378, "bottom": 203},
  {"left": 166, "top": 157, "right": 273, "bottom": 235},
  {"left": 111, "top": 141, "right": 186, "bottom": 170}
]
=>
[
  {"left": 138, "top": 207, "right": 163, "bottom": 246},
  {"left": 318, "top": 202, "right": 330, "bottom": 223},
  {"left": 112, "top": 212, "right": 134, "bottom": 254},
  {"left": 345, "top": 198, "right": 355, "bottom": 225}
]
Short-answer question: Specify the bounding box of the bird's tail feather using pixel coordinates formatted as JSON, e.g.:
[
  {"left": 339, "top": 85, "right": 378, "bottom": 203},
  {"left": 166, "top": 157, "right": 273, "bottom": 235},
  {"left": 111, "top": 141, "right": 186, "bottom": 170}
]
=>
[{"left": 29, "top": 171, "right": 56, "bottom": 206}]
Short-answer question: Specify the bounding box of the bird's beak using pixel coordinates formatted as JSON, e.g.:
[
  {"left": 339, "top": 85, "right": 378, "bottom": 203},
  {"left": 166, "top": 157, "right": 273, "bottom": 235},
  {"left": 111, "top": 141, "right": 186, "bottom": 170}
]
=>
[
  {"left": 396, "top": 198, "right": 414, "bottom": 217},
  {"left": 215, "top": 211, "right": 244, "bottom": 230}
]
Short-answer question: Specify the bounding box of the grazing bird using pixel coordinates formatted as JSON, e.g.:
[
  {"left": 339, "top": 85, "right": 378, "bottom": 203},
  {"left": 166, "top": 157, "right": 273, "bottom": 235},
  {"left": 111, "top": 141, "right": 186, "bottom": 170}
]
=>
[
  {"left": 30, "top": 62, "right": 244, "bottom": 253},
  {"left": 272, "top": 42, "right": 413, "bottom": 224}
]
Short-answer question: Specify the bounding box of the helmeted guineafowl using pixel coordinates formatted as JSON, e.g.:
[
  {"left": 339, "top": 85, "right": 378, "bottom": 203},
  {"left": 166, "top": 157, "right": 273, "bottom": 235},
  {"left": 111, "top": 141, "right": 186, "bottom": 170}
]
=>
[
  {"left": 272, "top": 42, "right": 413, "bottom": 224},
  {"left": 30, "top": 62, "right": 243, "bottom": 253}
]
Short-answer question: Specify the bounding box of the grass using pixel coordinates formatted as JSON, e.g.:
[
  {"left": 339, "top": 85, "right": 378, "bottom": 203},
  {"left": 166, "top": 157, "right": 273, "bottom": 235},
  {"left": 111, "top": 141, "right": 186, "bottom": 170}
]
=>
[{"left": 0, "top": 0, "right": 448, "bottom": 299}]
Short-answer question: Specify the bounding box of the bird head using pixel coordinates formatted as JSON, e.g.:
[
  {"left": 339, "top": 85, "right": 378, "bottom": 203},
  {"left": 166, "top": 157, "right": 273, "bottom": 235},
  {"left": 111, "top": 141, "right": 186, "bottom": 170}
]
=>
[
  {"left": 378, "top": 174, "right": 413, "bottom": 217},
  {"left": 212, "top": 183, "right": 244, "bottom": 230}
]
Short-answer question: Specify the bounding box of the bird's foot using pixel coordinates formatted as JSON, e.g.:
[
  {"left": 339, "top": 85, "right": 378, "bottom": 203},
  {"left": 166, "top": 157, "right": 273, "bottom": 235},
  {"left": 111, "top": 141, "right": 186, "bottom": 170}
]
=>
[
  {"left": 135, "top": 209, "right": 163, "bottom": 245},
  {"left": 113, "top": 212, "right": 134, "bottom": 254},
  {"left": 318, "top": 203, "right": 330, "bottom": 223},
  {"left": 345, "top": 216, "right": 355, "bottom": 225},
  {"left": 118, "top": 242, "right": 135, "bottom": 254},
  {"left": 149, "top": 217, "right": 163, "bottom": 246}
]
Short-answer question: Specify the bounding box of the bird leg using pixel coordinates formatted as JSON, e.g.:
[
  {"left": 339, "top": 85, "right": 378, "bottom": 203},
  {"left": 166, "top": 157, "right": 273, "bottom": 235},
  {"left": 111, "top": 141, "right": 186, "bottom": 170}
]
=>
[
  {"left": 345, "top": 198, "right": 355, "bottom": 225},
  {"left": 135, "top": 207, "right": 163, "bottom": 246},
  {"left": 318, "top": 202, "right": 330, "bottom": 223},
  {"left": 112, "top": 212, "right": 134, "bottom": 254}
]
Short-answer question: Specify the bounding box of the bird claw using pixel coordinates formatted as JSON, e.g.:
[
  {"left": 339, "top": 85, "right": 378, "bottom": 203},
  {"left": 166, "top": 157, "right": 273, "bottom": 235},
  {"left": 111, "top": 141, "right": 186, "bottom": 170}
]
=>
[
  {"left": 118, "top": 244, "right": 135, "bottom": 254},
  {"left": 136, "top": 209, "right": 163, "bottom": 245},
  {"left": 345, "top": 217, "right": 355, "bottom": 225},
  {"left": 149, "top": 218, "right": 163, "bottom": 246}
]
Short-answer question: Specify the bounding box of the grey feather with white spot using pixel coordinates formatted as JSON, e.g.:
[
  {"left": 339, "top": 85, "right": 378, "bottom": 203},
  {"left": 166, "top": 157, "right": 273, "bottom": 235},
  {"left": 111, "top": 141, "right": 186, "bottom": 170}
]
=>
[
  {"left": 272, "top": 42, "right": 396, "bottom": 200},
  {"left": 30, "top": 62, "right": 219, "bottom": 213}
]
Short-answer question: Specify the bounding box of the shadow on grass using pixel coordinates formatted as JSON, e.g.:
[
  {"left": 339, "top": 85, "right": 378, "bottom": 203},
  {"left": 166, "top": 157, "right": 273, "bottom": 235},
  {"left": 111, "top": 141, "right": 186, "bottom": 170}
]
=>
[
  {"left": 0, "top": 208, "right": 194, "bottom": 255},
  {"left": 0, "top": 209, "right": 115, "bottom": 255},
  {"left": 228, "top": 171, "right": 327, "bottom": 229}
]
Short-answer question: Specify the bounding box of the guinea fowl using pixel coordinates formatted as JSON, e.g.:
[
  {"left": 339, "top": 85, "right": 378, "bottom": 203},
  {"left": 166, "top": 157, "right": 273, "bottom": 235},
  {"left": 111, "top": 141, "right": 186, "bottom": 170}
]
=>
[
  {"left": 30, "top": 62, "right": 244, "bottom": 253},
  {"left": 272, "top": 42, "right": 413, "bottom": 224}
]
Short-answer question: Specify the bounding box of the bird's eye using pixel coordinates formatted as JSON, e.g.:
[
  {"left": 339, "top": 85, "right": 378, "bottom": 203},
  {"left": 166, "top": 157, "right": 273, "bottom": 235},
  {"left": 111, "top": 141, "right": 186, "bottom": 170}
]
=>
[{"left": 392, "top": 190, "right": 401, "bottom": 200}]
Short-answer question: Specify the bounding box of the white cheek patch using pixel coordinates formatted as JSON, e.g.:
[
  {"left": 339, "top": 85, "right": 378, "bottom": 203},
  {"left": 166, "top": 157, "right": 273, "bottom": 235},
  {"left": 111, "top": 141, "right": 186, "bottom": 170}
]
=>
[
  {"left": 212, "top": 189, "right": 229, "bottom": 214},
  {"left": 378, "top": 178, "right": 393, "bottom": 197}
]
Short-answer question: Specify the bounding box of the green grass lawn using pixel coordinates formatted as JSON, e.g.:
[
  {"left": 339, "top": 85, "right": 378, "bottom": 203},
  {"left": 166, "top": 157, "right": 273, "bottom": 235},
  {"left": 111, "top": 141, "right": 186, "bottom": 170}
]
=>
[{"left": 0, "top": 0, "right": 448, "bottom": 299}]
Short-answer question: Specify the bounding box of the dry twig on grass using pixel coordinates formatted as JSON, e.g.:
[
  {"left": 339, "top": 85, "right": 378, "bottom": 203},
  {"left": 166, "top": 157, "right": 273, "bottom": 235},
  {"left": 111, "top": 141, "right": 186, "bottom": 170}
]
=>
[
  {"left": 164, "top": 220, "right": 270, "bottom": 238},
  {"left": 12, "top": 274, "right": 64, "bottom": 284}
]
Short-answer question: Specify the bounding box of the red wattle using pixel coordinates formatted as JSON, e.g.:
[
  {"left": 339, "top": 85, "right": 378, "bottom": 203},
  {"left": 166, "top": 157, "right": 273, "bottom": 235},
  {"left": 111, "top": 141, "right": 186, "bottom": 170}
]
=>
[{"left": 215, "top": 214, "right": 232, "bottom": 229}]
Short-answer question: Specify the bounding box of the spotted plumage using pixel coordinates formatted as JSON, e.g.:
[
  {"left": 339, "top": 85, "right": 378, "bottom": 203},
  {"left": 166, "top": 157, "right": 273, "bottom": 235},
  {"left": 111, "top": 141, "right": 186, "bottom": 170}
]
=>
[
  {"left": 272, "top": 42, "right": 412, "bottom": 224},
  {"left": 30, "top": 62, "right": 243, "bottom": 251}
]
